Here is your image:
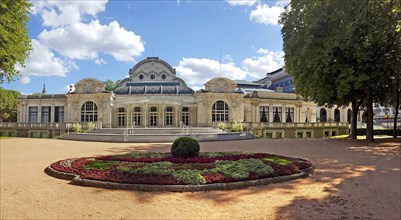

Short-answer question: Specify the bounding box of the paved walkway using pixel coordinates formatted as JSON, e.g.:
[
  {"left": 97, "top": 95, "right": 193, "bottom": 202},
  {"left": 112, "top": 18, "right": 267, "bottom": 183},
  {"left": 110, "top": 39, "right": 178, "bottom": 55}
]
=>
[{"left": 1, "top": 137, "right": 400, "bottom": 219}]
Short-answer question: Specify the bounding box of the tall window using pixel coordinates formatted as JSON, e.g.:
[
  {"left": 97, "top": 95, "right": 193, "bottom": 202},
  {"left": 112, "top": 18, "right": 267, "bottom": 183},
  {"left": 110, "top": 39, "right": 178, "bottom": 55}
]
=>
[
  {"left": 273, "top": 106, "right": 282, "bottom": 122},
  {"left": 41, "top": 106, "right": 51, "bottom": 123},
  {"left": 28, "top": 106, "right": 38, "bottom": 123},
  {"left": 165, "top": 107, "right": 173, "bottom": 126},
  {"left": 260, "top": 106, "right": 269, "bottom": 122},
  {"left": 320, "top": 109, "right": 327, "bottom": 122},
  {"left": 347, "top": 109, "right": 352, "bottom": 123},
  {"left": 212, "top": 101, "right": 229, "bottom": 122},
  {"left": 334, "top": 109, "right": 341, "bottom": 122},
  {"left": 182, "top": 107, "right": 189, "bottom": 126},
  {"left": 285, "top": 107, "right": 294, "bottom": 122},
  {"left": 133, "top": 107, "right": 141, "bottom": 126},
  {"left": 81, "top": 101, "right": 98, "bottom": 122},
  {"left": 149, "top": 107, "right": 158, "bottom": 126},
  {"left": 54, "top": 106, "right": 64, "bottom": 122},
  {"left": 117, "top": 107, "right": 126, "bottom": 127}
]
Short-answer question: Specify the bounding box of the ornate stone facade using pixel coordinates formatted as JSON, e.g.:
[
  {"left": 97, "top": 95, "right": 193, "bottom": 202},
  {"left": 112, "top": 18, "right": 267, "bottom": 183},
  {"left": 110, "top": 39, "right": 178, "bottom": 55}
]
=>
[{"left": 16, "top": 57, "right": 355, "bottom": 134}]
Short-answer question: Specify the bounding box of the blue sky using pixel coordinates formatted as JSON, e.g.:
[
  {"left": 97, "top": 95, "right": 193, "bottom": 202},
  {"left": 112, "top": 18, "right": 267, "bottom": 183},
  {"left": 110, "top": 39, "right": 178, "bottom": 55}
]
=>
[{"left": 2, "top": 0, "right": 288, "bottom": 94}]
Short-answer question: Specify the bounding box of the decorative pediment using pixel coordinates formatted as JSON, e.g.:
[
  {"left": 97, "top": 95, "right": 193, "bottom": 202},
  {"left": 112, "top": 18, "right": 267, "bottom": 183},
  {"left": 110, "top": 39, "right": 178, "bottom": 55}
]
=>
[
  {"left": 74, "top": 78, "right": 105, "bottom": 94},
  {"left": 204, "top": 77, "right": 237, "bottom": 93}
]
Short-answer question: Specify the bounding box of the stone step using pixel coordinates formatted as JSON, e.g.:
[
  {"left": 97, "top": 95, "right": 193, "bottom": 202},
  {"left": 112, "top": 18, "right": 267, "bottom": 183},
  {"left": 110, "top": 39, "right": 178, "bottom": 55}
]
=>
[
  {"left": 61, "top": 132, "right": 255, "bottom": 143},
  {"left": 88, "top": 127, "right": 222, "bottom": 134}
]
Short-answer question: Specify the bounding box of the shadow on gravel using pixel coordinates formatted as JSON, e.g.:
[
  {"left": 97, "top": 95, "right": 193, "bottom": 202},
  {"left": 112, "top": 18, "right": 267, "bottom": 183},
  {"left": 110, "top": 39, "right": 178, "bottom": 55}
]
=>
[{"left": 272, "top": 138, "right": 401, "bottom": 219}]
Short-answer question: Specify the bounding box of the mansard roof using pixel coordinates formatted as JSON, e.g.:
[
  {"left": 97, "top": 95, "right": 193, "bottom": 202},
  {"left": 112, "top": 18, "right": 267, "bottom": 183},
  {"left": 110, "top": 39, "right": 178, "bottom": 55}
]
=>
[{"left": 114, "top": 57, "right": 194, "bottom": 95}]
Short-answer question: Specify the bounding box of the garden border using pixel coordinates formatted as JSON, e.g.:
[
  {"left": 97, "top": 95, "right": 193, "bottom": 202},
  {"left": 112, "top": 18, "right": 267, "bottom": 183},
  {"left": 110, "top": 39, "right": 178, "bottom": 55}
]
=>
[{"left": 44, "top": 165, "right": 314, "bottom": 192}]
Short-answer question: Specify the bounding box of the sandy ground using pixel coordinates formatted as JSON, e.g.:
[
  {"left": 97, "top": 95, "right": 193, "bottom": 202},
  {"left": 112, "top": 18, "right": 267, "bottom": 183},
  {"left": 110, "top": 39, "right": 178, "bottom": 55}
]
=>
[{"left": 0, "top": 137, "right": 400, "bottom": 220}]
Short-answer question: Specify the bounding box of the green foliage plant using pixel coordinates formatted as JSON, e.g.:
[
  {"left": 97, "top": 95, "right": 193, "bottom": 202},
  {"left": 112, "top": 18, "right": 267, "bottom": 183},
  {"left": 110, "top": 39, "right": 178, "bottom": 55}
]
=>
[
  {"left": 212, "top": 158, "right": 274, "bottom": 179},
  {"left": 120, "top": 152, "right": 168, "bottom": 159},
  {"left": 84, "top": 161, "right": 119, "bottom": 170},
  {"left": 231, "top": 121, "right": 243, "bottom": 132},
  {"left": 71, "top": 123, "right": 82, "bottom": 133},
  {"left": 217, "top": 122, "right": 226, "bottom": 130},
  {"left": 280, "top": 0, "right": 400, "bottom": 142},
  {"left": 263, "top": 157, "right": 291, "bottom": 166},
  {"left": 0, "top": 88, "right": 21, "bottom": 122},
  {"left": 172, "top": 169, "right": 206, "bottom": 185},
  {"left": 0, "top": 0, "right": 32, "bottom": 83},
  {"left": 87, "top": 122, "right": 96, "bottom": 131},
  {"left": 131, "top": 161, "right": 173, "bottom": 176},
  {"left": 103, "top": 79, "right": 122, "bottom": 92},
  {"left": 198, "top": 151, "right": 250, "bottom": 158},
  {"left": 171, "top": 137, "right": 200, "bottom": 158}
]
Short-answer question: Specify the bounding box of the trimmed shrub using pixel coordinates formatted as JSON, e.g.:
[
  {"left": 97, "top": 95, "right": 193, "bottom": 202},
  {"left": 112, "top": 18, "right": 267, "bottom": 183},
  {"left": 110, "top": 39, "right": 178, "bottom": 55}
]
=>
[{"left": 171, "top": 137, "right": 200, "bottom": 158}]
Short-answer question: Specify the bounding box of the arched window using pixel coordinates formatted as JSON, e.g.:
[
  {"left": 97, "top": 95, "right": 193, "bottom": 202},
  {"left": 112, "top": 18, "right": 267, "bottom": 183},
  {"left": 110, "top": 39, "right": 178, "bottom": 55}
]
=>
[
  {"left": 347, "top": 109, "right": 352, "bottom": 123},
  {"left": 334, "top": 109, "right": 341, "bottom": 122},
  {"left": 320, "top": 109, "right": 327, "bottom": 122},
  {"left": 212, "top": 101, "right": 229, "bottom": 122},
  {"left": 81, "top": 101, "right": 98, "bottom": 122}
]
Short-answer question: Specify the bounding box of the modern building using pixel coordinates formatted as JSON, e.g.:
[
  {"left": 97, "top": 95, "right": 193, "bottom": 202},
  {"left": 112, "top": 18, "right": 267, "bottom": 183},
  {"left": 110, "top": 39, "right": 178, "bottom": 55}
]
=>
[{"left": 2, "top": 57, "right": 354, "bottom": 138}]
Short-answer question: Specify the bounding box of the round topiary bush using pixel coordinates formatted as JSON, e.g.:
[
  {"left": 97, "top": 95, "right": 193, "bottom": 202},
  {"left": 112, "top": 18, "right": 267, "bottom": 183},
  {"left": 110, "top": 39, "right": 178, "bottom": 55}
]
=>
[{"left": 171, "top": 137, "right": 200, "bottom": 158}]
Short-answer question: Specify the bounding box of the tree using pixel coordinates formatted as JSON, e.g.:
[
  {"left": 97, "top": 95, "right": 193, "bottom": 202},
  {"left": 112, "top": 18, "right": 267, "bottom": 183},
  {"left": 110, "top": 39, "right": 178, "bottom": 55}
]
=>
[
  {"left": 0, "top": 0, "right": 32, "bottom": 83},
  {"left": 103, "top": 79, "right": 121, "bottom": 92},
  {"left": 0, "top": 87, "right": 21, "bottom": 122},
  {"left": 280, "top": 0, "right": 400, "bottom": 142}
]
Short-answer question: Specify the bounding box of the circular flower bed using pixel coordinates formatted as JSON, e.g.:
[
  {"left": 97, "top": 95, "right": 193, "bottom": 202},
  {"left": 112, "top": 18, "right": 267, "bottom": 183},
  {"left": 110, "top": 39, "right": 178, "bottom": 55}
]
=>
[{"left": 46, "top": 151, "right": 313, "bottom": 191}]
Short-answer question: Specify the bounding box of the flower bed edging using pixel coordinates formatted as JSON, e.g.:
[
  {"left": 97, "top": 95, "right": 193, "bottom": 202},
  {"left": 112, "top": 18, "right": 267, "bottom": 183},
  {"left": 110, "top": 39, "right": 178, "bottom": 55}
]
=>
[{"left": 45, "top": 165, "right": 314, "bottom": 192}]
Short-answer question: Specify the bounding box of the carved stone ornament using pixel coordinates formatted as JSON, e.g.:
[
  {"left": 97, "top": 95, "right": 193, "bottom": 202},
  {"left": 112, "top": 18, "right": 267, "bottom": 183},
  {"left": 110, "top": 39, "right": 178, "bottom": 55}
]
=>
[
  {"left": 204, "top": 77, "right": 237, "bottom": 93},
  {"left": 74, "top": 78, "right": 105, "bottom": 94}
]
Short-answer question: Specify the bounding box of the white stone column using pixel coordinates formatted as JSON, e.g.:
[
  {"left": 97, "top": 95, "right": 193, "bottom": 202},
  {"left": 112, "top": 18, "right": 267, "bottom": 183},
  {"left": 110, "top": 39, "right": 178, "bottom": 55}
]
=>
[
  {"left": 162, "top": 104, "right": 165, "bottom": 127},
  {"left": 269, "top": 104, "right": 273, "bottom": 123},
  {"left": 143, "top": 104, "right": 147, "bottom": 128},
  {"left": 51, "top": 102, "right": 55, "bottom": 123},
  {"left": 38, "top": 101, "right": 42, "bottom": 123}
]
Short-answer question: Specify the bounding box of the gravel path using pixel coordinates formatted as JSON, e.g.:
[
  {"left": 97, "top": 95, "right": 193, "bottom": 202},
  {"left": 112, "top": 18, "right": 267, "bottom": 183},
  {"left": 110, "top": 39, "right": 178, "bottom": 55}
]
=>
[{"left": 1, "top": 137, "right": 400, "bottom": 219}]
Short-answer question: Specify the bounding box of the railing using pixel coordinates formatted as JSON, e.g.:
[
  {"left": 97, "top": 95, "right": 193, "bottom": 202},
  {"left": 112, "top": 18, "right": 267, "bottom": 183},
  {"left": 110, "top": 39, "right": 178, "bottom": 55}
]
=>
[
  {"left": 212, "top": 122, "right": 349, "bottom": 129},
  {"left": 245, "top": 122, "right": 349, "bottom": 128},
  {"left": 0, "top": 122, "right": 103, "bottom": 130}
]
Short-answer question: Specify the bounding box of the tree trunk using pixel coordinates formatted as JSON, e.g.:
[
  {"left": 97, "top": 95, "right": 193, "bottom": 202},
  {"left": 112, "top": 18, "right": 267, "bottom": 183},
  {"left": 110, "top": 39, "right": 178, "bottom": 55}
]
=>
[
  {"left": 365, "top": 90, "right": 374, "bottom": 142},
  {"left": 350, "top": 101, "right": 359, "bottom": 139},
  {"left": 393, "top": 78, "right": 400, "bottom": 138}
]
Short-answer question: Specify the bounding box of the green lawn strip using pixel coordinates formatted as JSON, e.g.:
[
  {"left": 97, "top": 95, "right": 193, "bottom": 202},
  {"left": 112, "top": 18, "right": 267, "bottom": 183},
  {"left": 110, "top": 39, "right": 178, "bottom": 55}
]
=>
[{"left": 263, "top": 157, "right": 291, "bottom": 165}]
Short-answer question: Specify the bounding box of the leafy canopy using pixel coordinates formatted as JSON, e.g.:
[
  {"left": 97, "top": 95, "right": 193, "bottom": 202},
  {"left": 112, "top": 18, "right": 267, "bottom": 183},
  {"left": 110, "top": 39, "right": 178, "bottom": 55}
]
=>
[{"left": 0, "top": 0, "right": 32, "bottom": 83}]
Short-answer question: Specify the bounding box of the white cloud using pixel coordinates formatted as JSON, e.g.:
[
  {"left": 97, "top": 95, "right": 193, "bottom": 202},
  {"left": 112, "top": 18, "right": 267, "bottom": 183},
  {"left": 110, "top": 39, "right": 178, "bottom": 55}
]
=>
[
  {"left": 276, "top": 0, "right": 290, "bottom": 7},
  {"left": 175, "top": 57, "right": 247, "bottom": 88},
  {"left": 226, "top": 0, "right": 258, "bottom": 6},
  {"left": 20, "top": 76, "right": 31, "bottom": 84},
  {"left": 38, "top": 20, "right": 144, "bottom": 63},
  {"left": 16, "top": 40, "right": 71, "bottom": 80},
  {"left": 249, "top": 4, "right": 284, "bottom": 25},
  {"left": 31, "top": 0, "right": 108, "bottom": 27},
  {"left": 242, "top": 49, "right": 284, "bottom": 78}
]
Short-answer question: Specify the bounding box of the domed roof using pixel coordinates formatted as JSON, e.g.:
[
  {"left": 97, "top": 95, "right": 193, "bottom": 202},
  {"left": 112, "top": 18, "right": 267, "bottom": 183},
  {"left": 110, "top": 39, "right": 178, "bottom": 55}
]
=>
[{"left": 114, "top": 57, "right": 194, "bottom": 95}]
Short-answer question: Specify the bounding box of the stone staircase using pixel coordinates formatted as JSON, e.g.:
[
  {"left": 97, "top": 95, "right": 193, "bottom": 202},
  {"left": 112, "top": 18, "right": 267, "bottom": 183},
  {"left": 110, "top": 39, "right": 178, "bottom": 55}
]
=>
[{"left": 61, "top": 127, "right": 255, "bottom": 143}]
